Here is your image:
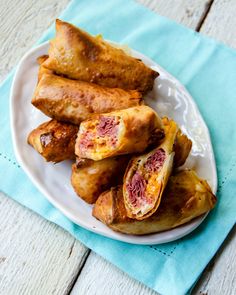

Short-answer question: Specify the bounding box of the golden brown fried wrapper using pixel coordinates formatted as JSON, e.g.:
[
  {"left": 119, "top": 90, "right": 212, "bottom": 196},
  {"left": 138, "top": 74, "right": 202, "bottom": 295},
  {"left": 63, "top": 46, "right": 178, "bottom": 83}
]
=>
[
  {"left": 37, "top": 55, "right": 53, "bottom": 81},
  {"left": 27, "top": 119, "right": 79, "bottom": 162},
  {"left": 43, "top": 19, "right": 158, "bottom": 93},
  {"left": 32, "top": 73, "right": 143, "bottom": 125},
  {"left": 161, "top": 117, "right": 192, "bottom": 168},
  {"left": 174, "top": 129, "right": 192, "bottom": 167},
  {"left": 71, "top": 156, "right": 130, "bottom": 204},
  {"left": 93, "top": 170, "right": 216, "bottom": 235},
  {"left": 75, "top": 106, "right": 164, "bottom": 161},
  {"left": 123, "top": 119, "right": 178, "bottom": 220}
]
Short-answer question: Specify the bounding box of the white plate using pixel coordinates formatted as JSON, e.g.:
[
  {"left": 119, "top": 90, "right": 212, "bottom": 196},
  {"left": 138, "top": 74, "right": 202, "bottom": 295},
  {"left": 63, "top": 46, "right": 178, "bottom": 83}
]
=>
[{"left": 10, "top": 41, "right": 217, "bottom": 245}]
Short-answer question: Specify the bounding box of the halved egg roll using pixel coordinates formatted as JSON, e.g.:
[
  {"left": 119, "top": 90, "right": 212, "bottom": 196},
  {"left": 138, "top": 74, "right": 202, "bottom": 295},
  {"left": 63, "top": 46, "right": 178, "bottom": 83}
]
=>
[
  {"left": 75, "top": 106, "right": 164, "bottom": 161},
  {"left": 93, "top": 170, "right": 217, "bottom": 235},
  {"left": 27, "top": 119, "right": 78, "bottom": 162},
  {"left": 71, "top": 156, "right": 129, "bottom": 204},
  {"left": 123, "top": 119, "right": 178, "bottom": 220},
  {"left": 32, "top": 73, "right": 142, "bottom": 125},
  {"left": 42, "top": 19, "right": 158, "bottom": 93}
]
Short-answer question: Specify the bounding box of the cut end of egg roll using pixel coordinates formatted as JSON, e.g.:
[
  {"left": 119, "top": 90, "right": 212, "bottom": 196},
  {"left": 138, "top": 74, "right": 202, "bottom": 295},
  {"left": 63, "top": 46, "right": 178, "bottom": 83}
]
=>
[
  {"left": 71, "top": 156, "right": 130, "bottom": 204},
  {"left": 123, "top": 119, "right": 178, "bottom": 220},
  {"left": 27, "top": 119, "right": 79, "bottom": 162},
  {"left": 32, "top": 73, "right": 143, "bottom": 125},
  {"left": 75, "top": 105, "right": 164, "bottom": 161},
  {"left": 93, "top": 170, "right": 217, "bottom": 235},
  {"left": 43, "top": 19, "right": 158, "bottom": 93}
]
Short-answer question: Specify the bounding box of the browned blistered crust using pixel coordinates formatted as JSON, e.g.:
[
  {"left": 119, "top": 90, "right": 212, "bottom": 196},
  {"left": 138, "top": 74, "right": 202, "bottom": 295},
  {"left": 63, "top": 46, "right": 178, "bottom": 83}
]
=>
[
  {"left": 32, "top": 73, "right": 143, "bottom": 125},
  {"left": 161, "top": 117, "right": 192, "bottom": 168},
  {"left": 93, "top": 170, "right": 217, "bottom": 235},
  {"left": 27, "top": 119, "right": 79, "bottom": 162},
  {"left": 43, "top": 19, "right": 158, "bottom": 93},
  {"left": 37, "top": 55, "right": 54, "bottom": 82},
  {"left": 75, "top": 106, "right": 163, "bottom": 160},
  {"left": 71, "top": 156, "right": 130, "bottom": 204}
]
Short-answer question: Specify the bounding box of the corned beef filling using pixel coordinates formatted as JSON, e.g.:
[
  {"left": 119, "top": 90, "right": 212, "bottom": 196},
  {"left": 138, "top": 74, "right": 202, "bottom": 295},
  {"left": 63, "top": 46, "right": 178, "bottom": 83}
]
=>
[
  {"left": 126, "top": 172, "right": 147, "bottom": 207},
  {"left": 97, "top": 116, "right": 118, "bottom": 137},
  {"left": 79, "top": 131, "right": 93, "bottom": 150},
  {"left": 145, "top": 148, "right": 166, "bottom": 173}
]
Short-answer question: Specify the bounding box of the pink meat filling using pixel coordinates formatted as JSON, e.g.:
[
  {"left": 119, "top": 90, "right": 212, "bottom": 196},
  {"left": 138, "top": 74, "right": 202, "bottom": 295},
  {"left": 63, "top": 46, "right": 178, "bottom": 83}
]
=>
[
  {"left": 126, "top": 172, "right": 147, "bottom": 207},
  {"left": 145, "top": 148, "right": 166, "bottom": 173},
  {"left": 79, "top": 131, "right": 93, "bottom": 150},
  {"left": 97, "top": 116, "right": 119, "bottom": 138}
]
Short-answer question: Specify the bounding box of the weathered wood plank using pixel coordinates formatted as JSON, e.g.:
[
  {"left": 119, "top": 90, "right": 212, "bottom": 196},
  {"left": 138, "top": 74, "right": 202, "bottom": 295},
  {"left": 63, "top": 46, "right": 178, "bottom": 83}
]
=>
[
  {"left": 0, "top": 193, "right": 89, "bottom": 295},
  {"left": 71, "top": 252, "right": 157, "bottom": 295},
  {"left": 0, "top": 0, "right": 70, "bottom": 81},
  {"left": 193, "top": 226, "right": 236, "bottom": 295},
  {"left": 137, "top": 0, "right": 211, "bottom": 29},
  {"left": 200, "top": 0, "right": 236, "bottom": 49}
]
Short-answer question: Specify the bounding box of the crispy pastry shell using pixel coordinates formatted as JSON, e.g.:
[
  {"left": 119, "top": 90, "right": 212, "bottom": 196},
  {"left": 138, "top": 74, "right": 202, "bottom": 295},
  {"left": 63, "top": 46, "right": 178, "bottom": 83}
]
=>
[
  {"left": 161, "top": 117, "right": 192, "bottom": 168},
  {"left": 75, "top": 106, "right": 164, "bottom": 161},
  {"left": 123, "top": 119, "right": 178, "bottom": 220},
  {"left": 93, "top": 170, "right": 217, "bottom": 235},
  {"left": 32, "top": 73, "right": 142, "bottom": 125},
  {"left": 27, "top": 119, "right": 78, "bottom": 162},
  {"left": 43, "top": 19, "right": 158, "bottom": 93},
  {"left": 37, "top": 55, "right": 53, "bottom": 82},
  {"left": 71, "top": 156, "right": 129, "bottom": 204}
]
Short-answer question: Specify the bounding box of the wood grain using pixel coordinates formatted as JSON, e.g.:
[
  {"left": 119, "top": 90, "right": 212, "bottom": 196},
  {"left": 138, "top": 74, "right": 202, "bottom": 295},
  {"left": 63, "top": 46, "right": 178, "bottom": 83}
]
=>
[
  {"left": 0, "top": 193, "right": 89, "bottom": 295},
  {"left": 193, "top": 226, "right": 236, "bottom": 294},
  {"left": 137, "top": 0, "right": 211, "bottom": 29},
  {"left": 0, "top": 0, "right": 70, "bottom": 81},
  {"left": 71, "top": 252, "right": 157, "bottom": 295},
  {"left": 200, "top": 0, "right": 236, "bottom": 49}
]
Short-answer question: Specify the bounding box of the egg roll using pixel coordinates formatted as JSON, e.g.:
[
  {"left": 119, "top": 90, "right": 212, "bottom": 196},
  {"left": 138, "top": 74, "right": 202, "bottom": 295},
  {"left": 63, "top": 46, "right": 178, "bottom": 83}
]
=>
[
  {"left": 123, "top": 119, "right": 178, "bottom": 220},
  {"left": 161, "top": 117, "right": 192, "bottom": 168},
  {"left": 27, "top": 119, "right": 78, "bottom": 162},
  {"left": 174, "top": 129, "right": 192, "bottom": 167},
  {"left": 42, "top": 19, "right": 158, "bottom": 93},
  {"left": 75, "top": 106, "right": 164, "bottom": 161},
  {"left": 71, "top": 156, "right": 129, "bottom": 204},
  {"left": 37, "top": 55, "right": 53, "bottom": 81},
  {"left": 32, "top": 73, "right": 143, "bottom": 125},
  {"left": 93, "top": 170, "right": 217, "bottom": 235}
]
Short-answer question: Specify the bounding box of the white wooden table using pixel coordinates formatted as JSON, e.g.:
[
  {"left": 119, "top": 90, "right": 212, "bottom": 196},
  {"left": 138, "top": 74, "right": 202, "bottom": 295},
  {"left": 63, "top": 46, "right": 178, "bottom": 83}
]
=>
[{"left": 0, "top": 1, "right": 235, "bottom": 294}]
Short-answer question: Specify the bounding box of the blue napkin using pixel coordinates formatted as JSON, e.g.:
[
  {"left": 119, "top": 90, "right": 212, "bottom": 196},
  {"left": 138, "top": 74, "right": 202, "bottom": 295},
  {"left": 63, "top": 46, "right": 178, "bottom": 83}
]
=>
[{"left": 1, "top": 0, "right": 236, "bottom": 294}]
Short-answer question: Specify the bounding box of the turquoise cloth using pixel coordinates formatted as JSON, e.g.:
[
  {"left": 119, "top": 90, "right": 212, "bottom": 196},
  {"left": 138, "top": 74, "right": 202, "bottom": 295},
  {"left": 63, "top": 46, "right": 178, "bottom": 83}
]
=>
[{"left": 1, "top": 0, "right": 236, "bottom": 294}]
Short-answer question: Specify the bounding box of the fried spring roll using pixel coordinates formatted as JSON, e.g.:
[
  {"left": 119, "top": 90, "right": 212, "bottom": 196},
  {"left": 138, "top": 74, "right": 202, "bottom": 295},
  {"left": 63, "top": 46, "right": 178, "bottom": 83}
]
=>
[
  {"left": 93, "top": 170, "right": 217, "bottom": 235},
  {"left": 32, "top": 73, "right": 143, "bottom": 125},
  {"left": 71, "top": 156, "right": 130, "bottom": 204},
  {"left": 27, "top": 120, "right": 79, "bottom": 162},
  {"left": 174, "top": 129, "right": 192, "bottom": 167},
  {"left": 37, "top": 55, "right": 53, "bottom": 81},
  {"left": 42, "top": 19, "right": 158, "bottom": 93},
  {"left": 161, "top": 117, "right": 192, "bottom": 168},
  {"left": 123, "top": 119, "right": 178, "bottom": 220},
  {"left": 75, "top": 106, "right": 164, "bottom": 161}
]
